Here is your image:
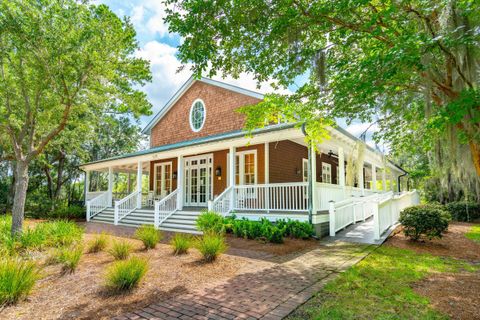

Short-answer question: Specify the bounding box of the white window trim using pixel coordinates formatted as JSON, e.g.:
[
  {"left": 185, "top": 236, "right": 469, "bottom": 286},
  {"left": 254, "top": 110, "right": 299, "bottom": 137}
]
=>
[
  {"left": 189, "top": 98, "right": 206, "bottom": 132},
  {"left": 227, "top": 150, "right": 258, "bottom": 185},
  {"left": 322, "top": 162, "right": 332, "bottom": 184},
  {"left": 154, "top": 161, "right": 173, "bottom": 197},
  {"left": 302, "top": 158, "right": 309, "bottom": 182}
]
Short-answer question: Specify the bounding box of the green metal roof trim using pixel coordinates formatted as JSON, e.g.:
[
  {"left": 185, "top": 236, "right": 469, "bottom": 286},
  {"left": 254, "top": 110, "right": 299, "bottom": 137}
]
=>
[{"left": 81, "top": 123, "right": 296, "bottom": 167}]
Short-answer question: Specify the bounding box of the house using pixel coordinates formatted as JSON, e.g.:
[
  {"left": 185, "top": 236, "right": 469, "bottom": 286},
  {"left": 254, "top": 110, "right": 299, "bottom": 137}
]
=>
[{"left": 80, "top": 76, "right": 419, "bottom": 239}]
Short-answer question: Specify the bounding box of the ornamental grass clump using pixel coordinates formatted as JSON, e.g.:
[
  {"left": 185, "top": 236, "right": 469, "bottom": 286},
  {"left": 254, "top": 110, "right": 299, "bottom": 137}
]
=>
[
  {"left": 0, "top": 258, "right": 39, "bottom": 305},
  {"left": 135, "top": 225, "right": 162, "bottom": 250},
  {"left": 195, "top": 234, "right": 227, "bottom": 262},
  {"left": 105, "top": 257, "right": 148, "bottom": 292},
  {"left": 109, "top": 240, "right": 132, "bottom": 260},
  {"left": 170, "top": 234, "right": 192, "bottom": 255},
  {"left": 87, "top": 232, "right": 109, "bottom": 253},
  {"left": 196, "top": 211, "right": 225, "bottom": 234},
  {"left": 57, "top": 244, "right": 83, "bottom": 274}
]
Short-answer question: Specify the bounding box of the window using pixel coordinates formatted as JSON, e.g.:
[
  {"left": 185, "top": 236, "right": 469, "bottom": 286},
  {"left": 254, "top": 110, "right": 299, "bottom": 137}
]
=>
[
  {"left": 322, "top": 162, "right": 332, "bottom": 184},
  {"left": 302, "top": 158, "right": 309, "bottom": 182},
  {"left": 189, "top": 99, "right": 206, "bottom": 132},
  {"left": 154, "top": 162, "right": 172, "bottom": 198},
  {"left": 227, "top": 150, "right": 257, "bottom": 185}
]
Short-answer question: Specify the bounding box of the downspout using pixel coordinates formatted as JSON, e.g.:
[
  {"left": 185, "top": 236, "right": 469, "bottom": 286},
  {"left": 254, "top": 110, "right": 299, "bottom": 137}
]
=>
[
  {"left": 397, "top": 172, "right": 408, "bottom": 193},
  {"left": 302, "top": 123, "right": 313, "bottom": 224}
]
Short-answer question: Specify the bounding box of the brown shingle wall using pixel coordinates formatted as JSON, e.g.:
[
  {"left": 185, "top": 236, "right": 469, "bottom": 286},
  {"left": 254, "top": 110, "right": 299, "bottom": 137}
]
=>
[{"left": 150, "top": 81, "right": 261, "bottom": 147}]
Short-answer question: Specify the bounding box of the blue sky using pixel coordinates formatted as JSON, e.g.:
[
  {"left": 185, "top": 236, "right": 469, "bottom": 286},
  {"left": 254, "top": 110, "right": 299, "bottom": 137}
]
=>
[{"left": 97, "top": 0, "right": 377, "bottom": 147}]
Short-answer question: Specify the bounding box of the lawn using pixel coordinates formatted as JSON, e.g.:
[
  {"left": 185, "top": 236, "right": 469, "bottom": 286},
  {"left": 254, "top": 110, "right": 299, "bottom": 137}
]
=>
[
  {"left": 287, "top": 222, "right": 480, "bottom": 320},
  {"left": 465, "top": 225, "right": 480, "bottom": 243}
]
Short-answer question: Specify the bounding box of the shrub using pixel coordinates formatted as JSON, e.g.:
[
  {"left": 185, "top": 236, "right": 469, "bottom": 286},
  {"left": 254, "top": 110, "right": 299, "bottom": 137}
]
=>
[
  {"left": 195, "top": 234, "right": 227, "bottom": 262},
  {"left": 196, "top": 211, "right": 225, "bottom": 234},
  {"left": 170, "top": 234, "right": 191, "bottom": 255},
  {"left": 399, "top": 204, "right": 451, "bottom": 241},
  {"left": 48, "top": 205, "right": 85, "bottom": 220},
  {"left": 57, "top": 245, "right": 83, "bottom": 273},
  {"left": 87, "top": 233, "right": 109, "bottom": 253},
  {"left": 135, "top": 225, "right": 161, "bottom": 250},
  {"left": 0, "top": 258, "right": 39, "bottom": 305},
  {"left": 109, "top": 240, "right": 132, "bottom": 260},
  {"left": 278, "top": 219, "right": 315, "bottom": 239},
  {"left": 445, "top": 201, "right": 480, "bottom": 222},
  {"left": 105, "top": 257, "right": 148, "bottom": 292}
]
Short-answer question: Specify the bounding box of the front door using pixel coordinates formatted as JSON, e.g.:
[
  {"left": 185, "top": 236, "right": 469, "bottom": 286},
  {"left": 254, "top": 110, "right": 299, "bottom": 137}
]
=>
[
  {"left": 184, "top": 154, "right": 213, "bottom": 207},
  {"left": 154, "top": 162, "right": 173, "bottom": 198}
]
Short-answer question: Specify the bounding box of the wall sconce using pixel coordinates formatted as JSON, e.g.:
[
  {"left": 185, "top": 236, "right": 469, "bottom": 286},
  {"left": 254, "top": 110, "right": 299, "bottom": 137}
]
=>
[
  {"left": 172, "top": 171, "right": 177, "bottom": 179},
  {"left": 215, "top": 166, "right": 222, "bottom": 177}
]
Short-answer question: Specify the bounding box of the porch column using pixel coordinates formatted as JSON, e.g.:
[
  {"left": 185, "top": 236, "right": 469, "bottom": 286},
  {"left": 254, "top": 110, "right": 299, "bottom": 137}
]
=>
[
  {"left": 264, "top": 142, "right": 270, "bottom": 212},
  {"left": 358, "top": 164, "right": 365, "bottom": 196},
  {"left": 84, "top": 170, "right": 90, "bottom": 205},
  {"left": 137, "top": 161, "right": 142, "bottom": 208},
  {"left": 382, "top": 167, "right": 387, "bottom": 192},
  {"left": 391, "top": 173, "right": 395, "bottom": 192},
  {"left": 177, "top": 155, "right": 184, "bottom": 210},
  {"left": 229, "top": 146, "right": 235, "bottom": 211},
  {"left": 338, "top": 147, "right": 346, "bottom": 196},
  {"left": 309, "top": 142, "right": 317, "bottom": 224},
  {"left": 372, "top": 164, "right": 377, "bottom": 192},
  {"left": 108, "top": 167, "right": 113, "bottom": 206}
]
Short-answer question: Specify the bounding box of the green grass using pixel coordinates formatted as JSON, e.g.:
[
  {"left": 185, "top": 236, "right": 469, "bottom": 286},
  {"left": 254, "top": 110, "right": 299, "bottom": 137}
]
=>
[
  {"left": 465, "top": 225, "right": 480, "bottom": 243},
  {"left": 87, "top": 232, "right": 109, "bottom": 253},
  {"left": 108, "top": 240, "right": 132, "bottom": 260},
  {"left": 287, "top": 246, "right": 477, "bottom": 320},
  {"left": 105, "top": 256, "right": 148, "bottom": 292},
  {"left": 170, "top": 234, "right": 192, "bottom": 255},
  {"left": 57, "top": 245, "right": 83, "bottom": 273},
  {"left": 195, "top": 233, "right": 227, "bottom": 262},
  {"left": 0, "top": 258, "right": 39, "bottom": 305},
  {"left": 135, "top": 225, "right": 162, "bottom": 250}
]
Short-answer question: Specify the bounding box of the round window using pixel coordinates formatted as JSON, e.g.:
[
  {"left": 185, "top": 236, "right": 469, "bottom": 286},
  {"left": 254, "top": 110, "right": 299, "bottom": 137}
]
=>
[{"left": 189, "top": 99, "right": 206, "bottom": 132}]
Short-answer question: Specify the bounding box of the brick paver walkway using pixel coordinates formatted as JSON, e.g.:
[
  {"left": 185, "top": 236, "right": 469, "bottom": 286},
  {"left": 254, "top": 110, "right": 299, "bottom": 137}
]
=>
[{"left": 114, "top": 242, "right": 374, "bottom": 320}]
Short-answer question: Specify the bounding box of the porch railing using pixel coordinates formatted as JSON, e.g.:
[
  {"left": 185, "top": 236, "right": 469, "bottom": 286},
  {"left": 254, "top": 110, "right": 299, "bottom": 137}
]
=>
[
  {"left": 154, "top": 189, "right": 178, "bottom": 228},
  {"left": 234, "top": 182, "right": 308, "bottom": 212},
  {"left": 86, "top": 191, "right": 109, "bottom": 221},
  {"left": 210, "top": 186, "right": 233, "bottom": 216},
  {"left": 114, "top": 190, "right": 140, "bottom": 225}
]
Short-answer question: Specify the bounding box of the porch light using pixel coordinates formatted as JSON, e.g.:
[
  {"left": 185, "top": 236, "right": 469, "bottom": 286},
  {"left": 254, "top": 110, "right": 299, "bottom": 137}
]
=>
[
  {"left": 215, "top": 166, "right": 222, "bottom": 177},
  {"left": 173, "top": 171, "right": 177, "bottom": 179}
]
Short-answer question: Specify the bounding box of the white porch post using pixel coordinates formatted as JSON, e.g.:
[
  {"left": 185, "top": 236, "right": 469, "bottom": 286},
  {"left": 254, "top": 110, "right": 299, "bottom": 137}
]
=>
[
  {"left": 108, "top": 167, "right": 113, "bottom": 206},
  {"left": 382, "top": 167, "right": 387, "bottom": 192},
  {"left": 177, "top": 155, "right": 184, "bottom": 210},
  {"left": 229, "top": 146, "right": 236, "bottom": 211},
  {"left": 338, "top": 147, "right": 345, "bottom": 196},
  {"left": 358, "top": 165, "right": 365, "bottom": 196},
  {"left": 372, "top": 164, "right": 377, "bottom": 192},
  {"left": 137, "top": 161, "right": 142, "bottom": 208},
  {"left": 310, "top": 142, "right": 318, "bottom": 222},
  {"left": 264, "top": 142, "right": 270, "bottom": 212},
  {"left": 84, "top": 170, "right": 90, "bottom": 204}
]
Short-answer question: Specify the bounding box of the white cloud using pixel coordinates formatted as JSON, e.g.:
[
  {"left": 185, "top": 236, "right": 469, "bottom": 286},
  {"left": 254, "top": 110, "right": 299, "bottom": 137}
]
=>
[{"left": 130, "top": 5, "right": 145, "bottom": 25}]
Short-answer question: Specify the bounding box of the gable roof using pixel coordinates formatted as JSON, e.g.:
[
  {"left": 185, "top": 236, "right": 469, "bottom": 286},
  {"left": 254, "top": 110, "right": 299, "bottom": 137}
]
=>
[{"left": 141, "top": 76, "right": 265, "bottom": 135}]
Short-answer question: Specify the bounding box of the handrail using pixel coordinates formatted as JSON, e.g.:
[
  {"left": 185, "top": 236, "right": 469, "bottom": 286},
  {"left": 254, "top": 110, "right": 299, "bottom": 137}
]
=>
[
  {"left": 114, "top": 190, "right": 140, "bottom": 225},
  {"left": 211, "top": 186, "right": 233, "bottom": 216},
  {"left": 154, "top": 189, "right": 178, "bottom": 228},
  {"left": 86, "top": 191, "right": 109, "bottom": 221}
]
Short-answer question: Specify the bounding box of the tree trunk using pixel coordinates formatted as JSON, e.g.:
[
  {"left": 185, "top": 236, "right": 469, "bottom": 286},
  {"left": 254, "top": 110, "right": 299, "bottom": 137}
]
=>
[
  {"left": 469, "top": 141, "right": 480, "bottom": 177},
  {"left": 11, "top": 160, "right": 29, "bottom": 237}
]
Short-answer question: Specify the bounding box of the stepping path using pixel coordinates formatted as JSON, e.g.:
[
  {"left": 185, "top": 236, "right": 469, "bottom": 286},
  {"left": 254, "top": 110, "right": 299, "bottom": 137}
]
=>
[{"left": 114, "top": 242, "right": 375, "bottom": 320}]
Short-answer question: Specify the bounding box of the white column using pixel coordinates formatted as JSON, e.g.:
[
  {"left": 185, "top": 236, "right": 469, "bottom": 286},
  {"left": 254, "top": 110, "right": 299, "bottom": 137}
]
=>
[
  {"left": 338, "top": 147, "right": 345, "bottom": 196},
  {"left": 84, "top": 170, "right": 90, "bottom": 204},
  {"left": 382, "top": 167, "right": 387, "bottom": 192},
  {"left": 310, "top": 142, "right": 318, "bottom": 221},
  {"left": 177, "top": 155, "right": 184, "bottom": 210},
  {"left": 108, "top": 167, "right": 113, "bottom": 206},
  {"left": 229, "top": 146, "right": 235, "bottom": 211},
  {"left": 264, "top": 142, "right": 270, "bottom": 212},
  {"left": 358, "top": 164, "right": 365, "bottom": 196},
  {"left": 391, "top": 173, "right": 396, "bottom": 192},
  {"left": 372, "top": 164, "right": 377, "bottom": 192},
  {"left": 137, "top": 161, "right": 142, "bottom": 208}
]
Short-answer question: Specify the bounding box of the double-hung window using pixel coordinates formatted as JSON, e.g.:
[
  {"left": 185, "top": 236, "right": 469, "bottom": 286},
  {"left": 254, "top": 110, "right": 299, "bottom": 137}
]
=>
[{"left": 322, "top": 162, "right": 332, "bottom": 184}]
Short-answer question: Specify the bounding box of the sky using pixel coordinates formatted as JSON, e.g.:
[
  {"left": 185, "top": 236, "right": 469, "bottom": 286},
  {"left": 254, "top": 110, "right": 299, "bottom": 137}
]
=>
[{"left": 97, "top": 0, "right": 377, "bottom": 147}]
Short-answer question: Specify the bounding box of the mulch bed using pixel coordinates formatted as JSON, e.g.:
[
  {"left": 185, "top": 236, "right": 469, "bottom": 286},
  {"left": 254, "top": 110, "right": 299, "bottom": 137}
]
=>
[{"left": 386, "top": 222, "right": 480, "bottom": 319}]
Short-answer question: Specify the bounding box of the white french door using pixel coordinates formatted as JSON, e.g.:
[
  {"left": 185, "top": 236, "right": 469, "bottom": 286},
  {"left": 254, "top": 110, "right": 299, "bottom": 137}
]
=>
[
  {"left": 154, "top": 162, "right": 173, "bottom": 198},
  {"left": 184, "top": 154, "right": 213, "bottom": 207}
]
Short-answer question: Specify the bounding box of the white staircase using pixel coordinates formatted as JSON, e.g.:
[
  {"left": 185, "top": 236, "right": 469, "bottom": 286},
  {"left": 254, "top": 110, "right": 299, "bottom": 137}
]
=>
[{"left": 90, "top": 208, "right": 203, "bottom": 234}]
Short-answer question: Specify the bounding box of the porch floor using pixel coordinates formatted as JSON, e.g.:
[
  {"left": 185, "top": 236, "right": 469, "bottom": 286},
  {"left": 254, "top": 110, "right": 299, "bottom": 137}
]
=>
[{"left": 326, "top": 217, "right": 398, "bottom": 245}]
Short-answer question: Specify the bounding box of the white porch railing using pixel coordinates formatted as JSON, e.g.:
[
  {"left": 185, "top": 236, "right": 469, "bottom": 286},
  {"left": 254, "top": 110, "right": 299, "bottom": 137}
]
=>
[
  {"left": 154, "top": 189, "right": 178, "bottom": 228},
  {"left": 86, "top": 191, "right": 109, "bottom": 221},
  {"left": 234, "top": 182, "right": 308, "bottom": 212},
  {"left": 210, "top": 186, "right": 233, "bottom": 216},
  {"left": 114, "top": 190, "right": 140, "bottom": 225}
]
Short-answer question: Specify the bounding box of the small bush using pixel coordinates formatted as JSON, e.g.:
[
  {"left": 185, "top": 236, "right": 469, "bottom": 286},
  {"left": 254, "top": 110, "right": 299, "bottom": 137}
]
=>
[
  {"left": 87, "top": 233, "right": 109, "bottom": 253},
  {"left": 57, "top": 245, "right": 83, "bottom": 273},
  {"left": 0, "top": 258, "right": 39, "bottom": 305},
  {"left": 196, "top": 211, "right": 225, "bottom": 234},
  {"left": 445, "top": 201, "right": 480, "bottom": 222},
  {"left": 109, "top": 241, "right": 132, "bottom": 260},
  {"left": 170, "top": 234, "right": 191, "bottom": 255},
  {"left": 135, "top": 225, "right": 161, "bottom": 250},
  {"left": 195, "top": 234, "right": 227, "bottom": 262},
  {"left": 18, "top": 227, "right": 46, "bottom": 250},
  {"left": 399, "top": 204, "right": 451, "bottom": 241},
  {"left": 48, "top": 205, "right": 85, "bottom": 220},
  {"left": 105, "top": 257, "right": 148, "bottom": 292},
  {"left": 277, "top": 219, "right": 315, "bottom": 239}
]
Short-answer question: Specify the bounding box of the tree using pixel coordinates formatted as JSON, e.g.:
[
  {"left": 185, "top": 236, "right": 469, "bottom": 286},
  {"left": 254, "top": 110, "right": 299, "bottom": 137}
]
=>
[
  {"left": 165, "top": 0, "right": 480, "bottom": 200},
  {"left": 0, "top": 0, "right": 152, "bottom": 235}
]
